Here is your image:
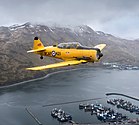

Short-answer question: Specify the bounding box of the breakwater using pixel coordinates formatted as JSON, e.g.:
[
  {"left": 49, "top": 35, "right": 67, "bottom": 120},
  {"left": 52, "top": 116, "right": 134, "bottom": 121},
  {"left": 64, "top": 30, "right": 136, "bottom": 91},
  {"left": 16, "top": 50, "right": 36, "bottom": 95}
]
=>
[{"left": 106, "top": 93, "right": 139, "bottom": 101}]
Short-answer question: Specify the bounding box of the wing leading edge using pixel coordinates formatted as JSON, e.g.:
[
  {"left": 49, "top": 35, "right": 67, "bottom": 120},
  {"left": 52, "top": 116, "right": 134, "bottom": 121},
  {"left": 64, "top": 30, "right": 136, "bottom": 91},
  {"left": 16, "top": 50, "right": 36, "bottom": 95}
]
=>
[{"left": 26, "top": 60, "right": 87, "bottom": 71}]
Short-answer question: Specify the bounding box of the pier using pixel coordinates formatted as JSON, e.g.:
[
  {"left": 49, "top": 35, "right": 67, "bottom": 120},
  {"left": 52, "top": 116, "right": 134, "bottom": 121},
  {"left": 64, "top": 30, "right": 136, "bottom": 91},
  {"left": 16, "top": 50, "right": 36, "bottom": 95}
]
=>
[{"left": 25, "top": 107, "right": 43, "bottom": 125}]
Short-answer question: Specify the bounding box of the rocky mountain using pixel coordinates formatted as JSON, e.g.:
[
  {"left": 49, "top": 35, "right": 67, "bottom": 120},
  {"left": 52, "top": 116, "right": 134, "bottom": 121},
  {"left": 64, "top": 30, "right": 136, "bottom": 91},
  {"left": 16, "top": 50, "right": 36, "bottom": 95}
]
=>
[{"left": 0, "top": 22, "right": 139, "bottom": 86}]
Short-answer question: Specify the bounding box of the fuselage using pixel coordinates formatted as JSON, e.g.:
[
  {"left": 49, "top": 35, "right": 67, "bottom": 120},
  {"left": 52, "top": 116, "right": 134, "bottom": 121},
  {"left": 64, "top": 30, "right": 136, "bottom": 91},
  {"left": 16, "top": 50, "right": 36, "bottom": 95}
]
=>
[
  {"left": 26, "top": 38, "right": 106, "bottom": 70},
  {"left": 36, "top": 42, "right": 100, "bottom": 62}
]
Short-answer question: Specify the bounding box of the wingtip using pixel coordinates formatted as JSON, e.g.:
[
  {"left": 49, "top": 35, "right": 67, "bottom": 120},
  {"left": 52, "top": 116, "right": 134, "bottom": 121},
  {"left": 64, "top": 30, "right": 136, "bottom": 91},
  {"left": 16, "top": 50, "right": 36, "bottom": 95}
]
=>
[
  {"left": 103, "top": 44, "right": 106, "bottom": 48},
  {"left": 26, "top": 67, "right": 36, "bottom": 70},
  {"left": 26, "top": 68, "right": 31, "bottom": 70},
  {"left": 26, "top": 67, "right": 43, "bottom": 71}
]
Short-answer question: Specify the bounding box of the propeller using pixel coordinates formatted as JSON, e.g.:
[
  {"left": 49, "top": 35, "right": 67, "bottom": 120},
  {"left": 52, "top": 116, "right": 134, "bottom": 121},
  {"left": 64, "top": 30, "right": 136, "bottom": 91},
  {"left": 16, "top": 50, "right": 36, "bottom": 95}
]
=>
[{"left": 96, "top": 49, "right": 103, "bottom": 60}]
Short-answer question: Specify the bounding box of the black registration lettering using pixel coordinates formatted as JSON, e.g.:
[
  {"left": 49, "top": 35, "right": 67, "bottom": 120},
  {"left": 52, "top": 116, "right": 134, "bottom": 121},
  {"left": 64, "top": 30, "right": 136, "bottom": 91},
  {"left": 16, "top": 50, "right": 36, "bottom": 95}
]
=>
[{"left": 56, "top": 52, "right": 61, "bottom": 56}]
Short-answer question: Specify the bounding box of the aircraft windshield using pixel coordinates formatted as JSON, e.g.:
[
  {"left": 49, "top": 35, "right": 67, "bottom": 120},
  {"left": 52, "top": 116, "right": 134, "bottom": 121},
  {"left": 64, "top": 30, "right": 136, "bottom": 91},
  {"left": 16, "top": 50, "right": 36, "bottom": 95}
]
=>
[{"left": 58, "top": 42, "right": 81, "bottom": 49}]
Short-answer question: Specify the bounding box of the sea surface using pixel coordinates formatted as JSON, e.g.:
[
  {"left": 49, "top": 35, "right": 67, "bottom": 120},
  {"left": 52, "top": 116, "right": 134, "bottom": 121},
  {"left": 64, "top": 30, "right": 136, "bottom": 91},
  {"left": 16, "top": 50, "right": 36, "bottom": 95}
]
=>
[{"left": 0, "top": 68, "right": 139, "bottom": 125}]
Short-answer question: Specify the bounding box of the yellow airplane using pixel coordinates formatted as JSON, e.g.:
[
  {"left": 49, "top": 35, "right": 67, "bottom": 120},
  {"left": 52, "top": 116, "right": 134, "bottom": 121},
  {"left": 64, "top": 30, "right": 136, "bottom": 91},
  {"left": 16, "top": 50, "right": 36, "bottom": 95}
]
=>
[{"left": 26, "top": 37, "right": 106, "bottom": 70}]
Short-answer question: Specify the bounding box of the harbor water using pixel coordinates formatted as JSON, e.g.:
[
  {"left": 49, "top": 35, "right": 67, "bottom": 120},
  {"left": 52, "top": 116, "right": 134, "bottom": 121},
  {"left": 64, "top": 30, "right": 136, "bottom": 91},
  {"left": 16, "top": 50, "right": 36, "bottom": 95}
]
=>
[{"left": 0, "top": 68, "right": 139, "bottom": 125}]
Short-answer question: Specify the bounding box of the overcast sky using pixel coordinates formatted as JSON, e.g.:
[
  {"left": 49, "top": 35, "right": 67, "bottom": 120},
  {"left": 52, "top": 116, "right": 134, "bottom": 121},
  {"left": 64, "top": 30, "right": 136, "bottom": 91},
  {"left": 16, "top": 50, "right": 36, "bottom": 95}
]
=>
[{"left": 0, "top": 0, "right": 139, "bottom": 39}]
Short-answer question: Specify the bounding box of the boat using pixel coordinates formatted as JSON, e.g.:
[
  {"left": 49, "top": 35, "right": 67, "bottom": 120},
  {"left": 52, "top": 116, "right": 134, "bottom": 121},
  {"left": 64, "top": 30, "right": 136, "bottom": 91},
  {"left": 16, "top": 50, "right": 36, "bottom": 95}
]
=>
[{"left": 51, "top": 108, "right": 72, "bottom": 122}]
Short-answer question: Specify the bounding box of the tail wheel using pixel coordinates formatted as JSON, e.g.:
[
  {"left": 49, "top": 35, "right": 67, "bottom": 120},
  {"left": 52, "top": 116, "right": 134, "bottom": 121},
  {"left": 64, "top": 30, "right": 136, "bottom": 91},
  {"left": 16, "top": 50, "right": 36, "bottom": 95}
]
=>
[{"left": 40, "top": 56, "right": 43, "bottom": 59}]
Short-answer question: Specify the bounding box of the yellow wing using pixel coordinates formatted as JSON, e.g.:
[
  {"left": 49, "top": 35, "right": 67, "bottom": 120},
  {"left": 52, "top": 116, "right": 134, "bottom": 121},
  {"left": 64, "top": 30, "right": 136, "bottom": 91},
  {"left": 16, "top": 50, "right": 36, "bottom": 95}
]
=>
[
  {"left": 26, "top": 60, "right": 87, "bottom": 71},
  {"left": 94, "top": 44, "right": 106, "bottom": 51}
]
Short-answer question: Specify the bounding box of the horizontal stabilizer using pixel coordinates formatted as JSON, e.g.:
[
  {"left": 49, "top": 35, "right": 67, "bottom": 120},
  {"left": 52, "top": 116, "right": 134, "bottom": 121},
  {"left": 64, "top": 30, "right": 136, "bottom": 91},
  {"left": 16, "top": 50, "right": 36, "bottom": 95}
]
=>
[
  {"left": 27, "top": 48, "right": 46, "bottom": 53},
  {"left": 94, "top": 44, "right": 106, "bottom": 51},
  {"left": 26, "top": 60, "right": 87, "bottom": 70}
]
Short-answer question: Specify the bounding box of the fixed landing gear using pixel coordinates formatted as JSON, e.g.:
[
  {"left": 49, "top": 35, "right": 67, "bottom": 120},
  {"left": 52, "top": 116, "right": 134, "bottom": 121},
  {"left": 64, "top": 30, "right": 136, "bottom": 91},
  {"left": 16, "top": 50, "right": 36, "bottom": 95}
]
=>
[{"left": 40, "top": 56, "right": 43, "bottom": 59}]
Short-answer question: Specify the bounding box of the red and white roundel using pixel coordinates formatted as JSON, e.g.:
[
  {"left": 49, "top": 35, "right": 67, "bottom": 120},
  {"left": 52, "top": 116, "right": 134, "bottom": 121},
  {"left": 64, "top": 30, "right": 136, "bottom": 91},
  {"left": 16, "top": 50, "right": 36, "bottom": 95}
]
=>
[{"left": 52, "top": 51, "right": 56, "bottom": 57}]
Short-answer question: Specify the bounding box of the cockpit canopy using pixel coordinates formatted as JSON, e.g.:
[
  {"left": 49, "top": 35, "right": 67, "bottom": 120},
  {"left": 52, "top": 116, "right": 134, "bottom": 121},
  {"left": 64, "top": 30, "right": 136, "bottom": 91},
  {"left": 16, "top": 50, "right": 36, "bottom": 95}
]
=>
[
  {"left": 57, "top": 42, "right": 81, "bottom": 49},
  {"left": 57, "top": 42, "right": 99, "bottom": 51}
]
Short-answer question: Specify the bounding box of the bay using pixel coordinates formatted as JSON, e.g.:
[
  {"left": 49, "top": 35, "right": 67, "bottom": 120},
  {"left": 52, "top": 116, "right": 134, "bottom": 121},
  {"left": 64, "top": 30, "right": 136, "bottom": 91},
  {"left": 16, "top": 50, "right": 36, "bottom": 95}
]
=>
[{"left": 0, "top": 68, "right": 139, "bottom": 125}]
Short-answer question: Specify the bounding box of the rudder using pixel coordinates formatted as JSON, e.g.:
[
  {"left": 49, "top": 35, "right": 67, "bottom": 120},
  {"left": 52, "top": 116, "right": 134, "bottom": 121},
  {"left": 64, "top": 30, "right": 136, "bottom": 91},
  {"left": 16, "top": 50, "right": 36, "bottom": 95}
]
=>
[{"left": 33, "top": 37, "right": 44, "bottom": 50}]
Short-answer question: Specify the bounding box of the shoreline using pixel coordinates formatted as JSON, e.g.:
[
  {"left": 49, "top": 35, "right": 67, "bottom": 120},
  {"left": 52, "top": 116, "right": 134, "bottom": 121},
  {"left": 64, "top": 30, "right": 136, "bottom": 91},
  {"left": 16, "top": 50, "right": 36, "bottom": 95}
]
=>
[
  {"left": 0, "top": 67, "right": 98, "bottom": 89},
  {"left": 1, "top": 63, "right": 139, "bottom": 89}
]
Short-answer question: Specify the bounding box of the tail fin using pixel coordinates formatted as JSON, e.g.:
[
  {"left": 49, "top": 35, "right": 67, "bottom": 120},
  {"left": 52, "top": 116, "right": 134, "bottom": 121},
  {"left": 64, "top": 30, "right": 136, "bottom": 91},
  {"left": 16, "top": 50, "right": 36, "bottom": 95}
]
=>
[
  {"left": 33, "top": 37, "right": 44, "bottom": 50},
  {"left": 27, "top": 37, "right": 45, "bottom": 53}
]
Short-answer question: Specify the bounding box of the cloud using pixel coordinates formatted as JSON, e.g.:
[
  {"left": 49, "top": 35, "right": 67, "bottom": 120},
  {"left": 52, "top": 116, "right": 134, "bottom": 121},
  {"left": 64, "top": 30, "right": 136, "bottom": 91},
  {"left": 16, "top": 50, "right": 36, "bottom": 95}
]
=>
[{"left": 0, "top": 0, "right": 139, "bottom": 39}]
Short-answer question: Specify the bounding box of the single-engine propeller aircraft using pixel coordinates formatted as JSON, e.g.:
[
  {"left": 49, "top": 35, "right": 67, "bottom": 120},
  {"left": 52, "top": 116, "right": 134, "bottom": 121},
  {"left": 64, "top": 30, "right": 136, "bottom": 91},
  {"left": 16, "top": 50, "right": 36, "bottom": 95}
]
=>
[{"left": 26, "top": 37, "right": 106, "bottom": 70}]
